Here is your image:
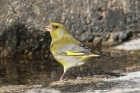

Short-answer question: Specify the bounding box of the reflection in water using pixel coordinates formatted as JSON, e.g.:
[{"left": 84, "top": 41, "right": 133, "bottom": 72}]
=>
[
  {"left": 0, "top": 55, "right": 60, "bottom": 85},
  {"left": 0, "top": 53, "right": 140, "bottom": 85}
]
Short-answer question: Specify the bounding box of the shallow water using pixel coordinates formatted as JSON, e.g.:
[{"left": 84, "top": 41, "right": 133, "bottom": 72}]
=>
[{"left": 0, "top": 51, "right": 140, "bottom": 86}]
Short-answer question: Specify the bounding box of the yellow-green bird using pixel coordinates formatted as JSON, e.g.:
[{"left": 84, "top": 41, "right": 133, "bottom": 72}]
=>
[{"left": 45, "top": 22, "right": 100, "bottom": 80}]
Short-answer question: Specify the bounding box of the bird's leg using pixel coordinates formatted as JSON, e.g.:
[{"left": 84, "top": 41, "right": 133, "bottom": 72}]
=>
[
  {"left": 76, "top": 67, "right": 82, "bottom": 79},
  {"left": 59, "top": 71, "right": 66, "bottom": 81}
]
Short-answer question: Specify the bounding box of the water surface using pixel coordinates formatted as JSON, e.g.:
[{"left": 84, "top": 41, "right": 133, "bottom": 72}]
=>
[{"left": 0, "top": 50, "right": 140, "bottom": 86}]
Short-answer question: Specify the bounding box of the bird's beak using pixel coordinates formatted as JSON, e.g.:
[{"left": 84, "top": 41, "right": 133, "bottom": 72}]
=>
[{"left": 44, "top": 25, "right": 53, "bottom": 32}]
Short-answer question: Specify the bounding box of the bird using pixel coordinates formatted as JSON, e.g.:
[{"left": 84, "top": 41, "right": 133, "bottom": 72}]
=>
[{"left": 44, "top": 22, "right": 100, "bottom": 80}]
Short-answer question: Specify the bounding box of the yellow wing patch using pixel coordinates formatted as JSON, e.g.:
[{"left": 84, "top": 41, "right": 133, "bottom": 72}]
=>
[
  {"left": 89, "top": 54, "right": 100, "bottom": 57},
  {"left": 66, "top": 51, "right": 84, "bottom": 56},
  {"left": 66, "top": 51, "right": 100, "bottom": 57}
]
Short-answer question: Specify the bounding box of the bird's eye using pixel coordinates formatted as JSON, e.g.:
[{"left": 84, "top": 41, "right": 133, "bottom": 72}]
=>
[{"left": 54, "top": 26, "right": 59, "bottom": 29}]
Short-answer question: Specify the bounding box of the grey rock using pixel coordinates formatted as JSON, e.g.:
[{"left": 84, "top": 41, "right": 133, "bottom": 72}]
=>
[
  {"left": 110, "top": 32, "right": 119, "bottom": 42},
  {"left": 93, "top": 37, "right": 102, "bottom": 45},
  {"left": 24, "top": 88, "right": 61, "bottom": 93},
  {"left": 118, "top": 32, "right": 127, "bottom": 41},
  {"left": 0, "top": 0, "right": 140, "bottom": 57}
]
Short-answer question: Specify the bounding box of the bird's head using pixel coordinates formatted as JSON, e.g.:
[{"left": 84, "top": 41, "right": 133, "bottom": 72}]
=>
[{"left": 45, "top": 22, "right": 69, "bottom": 41}]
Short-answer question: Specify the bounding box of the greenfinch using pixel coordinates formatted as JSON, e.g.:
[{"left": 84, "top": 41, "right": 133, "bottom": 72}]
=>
[{"left": 45, "top": 22, "right": 100, "bottom": 80}]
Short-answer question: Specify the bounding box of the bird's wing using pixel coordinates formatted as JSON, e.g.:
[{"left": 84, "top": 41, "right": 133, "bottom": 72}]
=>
[{"left": 56, "top": 43, "right": 100, "bottom": 56}]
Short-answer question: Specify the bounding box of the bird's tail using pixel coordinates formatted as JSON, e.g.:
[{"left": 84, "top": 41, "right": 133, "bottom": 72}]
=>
[{"left": 90, "top": 54, "right": 100, "bottom": 57}]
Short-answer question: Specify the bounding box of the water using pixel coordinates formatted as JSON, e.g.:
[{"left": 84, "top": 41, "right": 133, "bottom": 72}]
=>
[
  {"left": 0, "top": 51, "right": 140, "bottom": 86},
  {"left": 0, "top": 55, "right": 60, "bottom": 85}
]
